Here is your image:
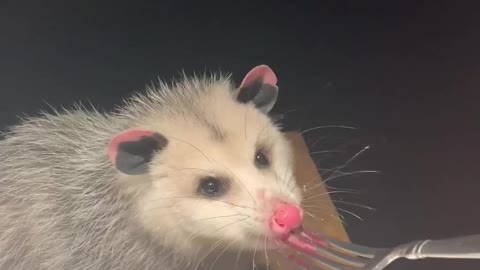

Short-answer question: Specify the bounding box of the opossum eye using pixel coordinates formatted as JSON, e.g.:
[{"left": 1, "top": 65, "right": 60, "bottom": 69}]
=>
[
  {"left": 237, "top": 65, "right": 279, "bottom": 114},
  {"left": 254, "top": 149, "right": 269, "bottom": 169},
  {"left": 199, "top": 177, "right": 225, "bottom": 197}
]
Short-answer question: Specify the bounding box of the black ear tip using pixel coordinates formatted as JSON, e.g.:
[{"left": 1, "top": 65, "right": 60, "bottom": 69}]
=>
[
  {"left": 237, "top": 79, "right": 262, "bottom": 103},
  {"left": 114, "top": 132, "right": 168, "bottom": 175},
  {"left": 237, "top": 82, "right": 279, "bottom": 114}
]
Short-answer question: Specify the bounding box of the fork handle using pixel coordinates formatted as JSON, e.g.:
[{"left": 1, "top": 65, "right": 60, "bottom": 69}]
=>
[{"left": 405, "top": 234, "right": 480, "bottom": 260}]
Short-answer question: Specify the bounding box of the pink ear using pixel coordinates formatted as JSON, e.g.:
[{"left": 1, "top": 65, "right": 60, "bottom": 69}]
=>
[
  {"left": 239, "top": 65, "right": 278, "bottom": 89},
  {"left": 108, "top": 129, "right": 156, "bottom": 164}
]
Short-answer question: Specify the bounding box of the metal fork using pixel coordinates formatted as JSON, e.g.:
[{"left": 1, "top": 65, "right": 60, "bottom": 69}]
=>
[{"left": 286, "top": 231, "right": 480, "bottom": 270}]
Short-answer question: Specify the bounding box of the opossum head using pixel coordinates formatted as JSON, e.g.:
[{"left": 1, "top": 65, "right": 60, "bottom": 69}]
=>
[{"left": 108, "top": 65, "right": 303, "bottom": 252}]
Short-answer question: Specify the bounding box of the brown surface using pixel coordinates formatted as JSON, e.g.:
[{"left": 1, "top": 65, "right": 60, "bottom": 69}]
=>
[{"left": 255, "top": 132, "right": 349, "bottom": 269}]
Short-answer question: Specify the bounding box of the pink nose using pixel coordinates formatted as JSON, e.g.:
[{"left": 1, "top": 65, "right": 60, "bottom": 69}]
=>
[{"left": 270, "top": 202, "right": 303, "bottom": 236}]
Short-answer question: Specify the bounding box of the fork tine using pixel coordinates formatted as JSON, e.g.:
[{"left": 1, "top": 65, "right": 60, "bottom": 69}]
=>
[
  {"left": 321, "top": 235, "right": 379, "bottom": 259},
  {"left": 308, "top": 248, "right": 366, "bottom": 269},
  {"left": 312, "top": 255, "right": 359, "bottom": 270},
  {"left": 287, "top": 252, "right": 358, "bottom": 270},
  {"left": 285, "top": 253, "right": 314, "bottom": 269},
  {"left": 301, "top": 231, "right": 379, "bottom": 258},
  {"left": 295, "top": 233, "right": 368, "bottom": 267}
]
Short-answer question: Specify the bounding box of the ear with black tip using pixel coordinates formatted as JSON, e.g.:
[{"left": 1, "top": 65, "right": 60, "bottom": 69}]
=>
[
  {"left": 108, "top": 129, "right": 168, "bottom": 175},
  {"left": 236, "top": 65, "right": 279, "bottom": 114}
]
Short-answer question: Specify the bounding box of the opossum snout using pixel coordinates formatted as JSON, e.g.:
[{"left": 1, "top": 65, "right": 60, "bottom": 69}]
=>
[{"left": 270, "top": 201, "right": 303, "bottom": 237}]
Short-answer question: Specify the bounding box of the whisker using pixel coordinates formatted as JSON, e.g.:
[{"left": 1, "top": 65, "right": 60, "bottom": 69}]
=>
[
  {"left": 295, "top": 169, "right": 379, "bottom": 194},
  {"left": 329, "top": 145, "right": 371, "bottom": 174},
  {"left": 303, "top": 181, "right": 360, "bottom": 194},
  {"left": 322, "top": 185, "right": 362, "bottom": 193},
  {"left": 315, "top": 167, "right": 348, "bottom": 175},
  {"left": 304, "top": 180, "right": 363, "bottom": 194},
  {"left": 175, "top": 167, "right": 213, "bottom": 174},
  {"left": 209, "top": 239, "right": 237, "bottom": 270},
  {"left": 235, "top": 246, "right": 244, "bottom": 270},
  {"left": 323, "top": 169, "right": 380, "bottom": 185},
  {"left": 305, "top": 135, "right": 328, "bottom": 151},
  {"left": 235, "top": 231, "right": 252, "bottom": 270},
  {"left": 281, "top": 152, "right": 291, "bottom": 197},
  {"left": 304, "top": 205, "right": 363, "bottom": 223},
  {"left": 264, "top": 234, "right": 270, "bottom": 270},
  {"left": 252, "top": 234, "right": 259, "bottom": 270},
  {"left": 300, "top": 125, "right": 357, "bottom": 135},
  {"left": 201, "top": 239, "right": 225, "bottom": 268},
  {"left": 282, "top": 165, "right": 300, "bottom": 199},
  {"left": 287, "top": 178, "right": 298, "bottom": 197},
  {"left": 269, "top": 108, "right": 299, "bottom": 130},
  {"left": 170, "top": 136, "right": 212, "bottom": 162},
  {"left": 274, "top": 171, "right": 281, "bottom": 195},
  {"left": 145, "top": 196, "right": 256, "bottom": 210},
  {"left": 298, "top": 175, "right": 323, "bottom": 192},
  {"left": 189, "top": 205, "right": 229, "bottom": 266},
  {"left": 283, "top": 173, "right": 295, "bottom": 196},
  {"left": 303, "top": 209, "right": 345, "bottom": 225},
  {"left": 331, "top": 199, "right": 376, "bottom": 211},
  {"left": 302, "top": 190, "right": 362, "bottom": 202},
  {"left": 212, "top": 216, "right": 250, "bottom": 233},
  {"left": 257, "top": 122, "right": 271, "bottom": 141},
  {"left": 192, "top": 214, "right": 249, "bottom": 223},
  {"left": 309, "top": 150, "right": 345, "bottom": 155},
  {"left": 320, "top": 168, "right": 379, "bottom": 177},
  {"left": 336, "top": 207, "right": 364, "bottom": 221},
  {"left": 278, "top": 108, "right": 297, "bottom": 117},
  {"left": 187, "top": 214, "right": 248, "bottom": 254},
  {"left": 300, "top": 169, "right": 376, "bottom": 194},
  {"left": 298, "top": 167, "right": 357, "bottom": 190}
]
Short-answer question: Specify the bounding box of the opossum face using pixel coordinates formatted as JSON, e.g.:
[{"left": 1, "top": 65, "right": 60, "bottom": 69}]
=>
[{"left": 108, "top": 65, "right": 303, "bottom": 252}]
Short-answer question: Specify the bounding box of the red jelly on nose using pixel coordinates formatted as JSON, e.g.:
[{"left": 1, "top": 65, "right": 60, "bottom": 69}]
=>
[{"left": 270, "top": 202, "right": 303, "bottom": 237}]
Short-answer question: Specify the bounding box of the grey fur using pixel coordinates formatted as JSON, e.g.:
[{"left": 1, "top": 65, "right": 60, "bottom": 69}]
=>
[{"left": 0, "top": 74, "right": 247, "bottom": 270}]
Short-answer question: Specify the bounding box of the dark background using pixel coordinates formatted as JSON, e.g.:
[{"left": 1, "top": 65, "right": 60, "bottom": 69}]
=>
[{"left": 1, "top": 1, "right": 479, "bottom": 269}]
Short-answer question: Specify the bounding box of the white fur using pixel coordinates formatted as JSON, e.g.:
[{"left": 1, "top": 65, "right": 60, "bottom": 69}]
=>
[{"left": 0, "top": 72, "right": 302, "bottom": 270}]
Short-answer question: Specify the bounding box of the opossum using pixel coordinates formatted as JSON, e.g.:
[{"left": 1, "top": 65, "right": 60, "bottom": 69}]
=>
[{"left": 0, "top": 65, "right": 305, "bottom": 270}]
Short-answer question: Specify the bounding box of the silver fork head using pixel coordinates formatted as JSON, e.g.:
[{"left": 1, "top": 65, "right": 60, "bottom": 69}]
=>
[
  {"left": 284, "top": 230, "right": 480, "bottom": 270},
  {"left": 361, "top": 245, "right": 413, "bottom": 270},
  {"left": 283, "top": 230, "right": 395, "bottom": 270}
]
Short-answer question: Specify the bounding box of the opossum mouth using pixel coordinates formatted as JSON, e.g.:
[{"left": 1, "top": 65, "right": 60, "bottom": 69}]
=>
[
  {"left": 266, "top": 225, "right": 305, "bottom": 249},
  {"left": 281, "top": 226, "right": 327, "bottom": 256},
  {"left": 259, "top": 225, "right": 326, "bottom": 255}
]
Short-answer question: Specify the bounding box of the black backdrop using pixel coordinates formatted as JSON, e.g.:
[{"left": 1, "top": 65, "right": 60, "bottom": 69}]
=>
[{"left": 1, "top": 1, "right": 480, "bottom": 269}]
